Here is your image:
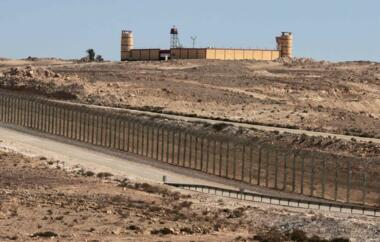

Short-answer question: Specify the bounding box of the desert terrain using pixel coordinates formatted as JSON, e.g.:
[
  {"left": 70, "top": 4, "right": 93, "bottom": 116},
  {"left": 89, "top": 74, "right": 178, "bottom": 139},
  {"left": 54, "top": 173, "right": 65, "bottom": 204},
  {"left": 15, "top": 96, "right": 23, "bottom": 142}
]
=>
[
  {"left": 0, "top": 148, "right": 378, "bottom": 242},
  {"left": 1, "top": 58, "right": 380, "bottom": 139},
  {"left": 0, "top": 58, "right": 379, "bottom": 241},
  {"left": 0, "top": 58, "right": 379, "bottom": 159}
]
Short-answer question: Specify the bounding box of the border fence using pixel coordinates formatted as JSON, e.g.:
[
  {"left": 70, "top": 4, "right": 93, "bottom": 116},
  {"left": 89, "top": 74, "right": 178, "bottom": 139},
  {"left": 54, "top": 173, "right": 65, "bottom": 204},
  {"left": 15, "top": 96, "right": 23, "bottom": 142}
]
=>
[{"left": 0, "top": 92, "right": 379, "bottom": 207}]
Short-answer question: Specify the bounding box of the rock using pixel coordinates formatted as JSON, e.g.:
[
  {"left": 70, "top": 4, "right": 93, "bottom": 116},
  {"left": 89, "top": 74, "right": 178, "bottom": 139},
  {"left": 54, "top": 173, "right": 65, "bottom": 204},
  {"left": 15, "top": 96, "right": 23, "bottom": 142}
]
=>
[
  {"left": 180, "top": 227, "right": 194, "bottom": 234},
  {"left": 127, "top": 224, "right": 142, "bottom": 233},
  {"left": 151, "top": 227, "right": 176, "bottom": 235},
  {"left": 30, "top": 231, "right": 58, "bottom": 238},
  {"left": 112, "top": 227, "right": 122, "bottom": 235}
]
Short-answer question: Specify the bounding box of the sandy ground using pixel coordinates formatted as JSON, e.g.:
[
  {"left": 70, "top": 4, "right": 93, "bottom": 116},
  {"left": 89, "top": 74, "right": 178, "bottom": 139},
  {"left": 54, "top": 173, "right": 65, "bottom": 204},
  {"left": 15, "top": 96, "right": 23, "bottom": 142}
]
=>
[{"left": 0, "top": 148, "right": 379, "bottom": 242}]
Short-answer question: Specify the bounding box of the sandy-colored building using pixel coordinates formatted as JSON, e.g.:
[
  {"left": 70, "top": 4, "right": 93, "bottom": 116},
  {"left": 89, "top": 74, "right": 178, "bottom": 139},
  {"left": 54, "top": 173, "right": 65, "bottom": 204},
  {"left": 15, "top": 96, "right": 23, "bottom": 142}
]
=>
[{"left": 121, "top": 29, "right": 292, "bottom": 61}]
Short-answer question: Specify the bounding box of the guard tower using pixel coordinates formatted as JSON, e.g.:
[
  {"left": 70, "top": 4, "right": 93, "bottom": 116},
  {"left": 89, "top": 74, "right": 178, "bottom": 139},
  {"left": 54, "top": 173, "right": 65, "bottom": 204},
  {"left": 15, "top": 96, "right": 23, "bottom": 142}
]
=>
[
  {"left": 121, "top": 30, "right": 134, "bottom": 61},
  {"left": 121, "top": 30, "right": 134, "bottom": 51},
  {"left": 276, "top": 32, "right": 293, "bottom": 58},
  {"left": 170, "top": 26, "right": 181, "bottom": 48}
]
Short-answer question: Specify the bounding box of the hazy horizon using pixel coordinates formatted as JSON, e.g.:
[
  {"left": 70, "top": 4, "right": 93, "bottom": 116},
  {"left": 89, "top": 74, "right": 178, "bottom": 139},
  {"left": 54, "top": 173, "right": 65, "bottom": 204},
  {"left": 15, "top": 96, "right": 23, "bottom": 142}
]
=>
[{"left": 0, "top": 0, "right": 379, "bottom": 62}]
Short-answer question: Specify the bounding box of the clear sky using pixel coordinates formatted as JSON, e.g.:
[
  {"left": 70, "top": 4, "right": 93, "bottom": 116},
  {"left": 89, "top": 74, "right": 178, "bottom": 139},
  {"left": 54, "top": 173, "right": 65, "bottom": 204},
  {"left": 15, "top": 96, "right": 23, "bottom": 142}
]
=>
[{"left": 0, "top": 0, "right": 379, "bottom": 61}]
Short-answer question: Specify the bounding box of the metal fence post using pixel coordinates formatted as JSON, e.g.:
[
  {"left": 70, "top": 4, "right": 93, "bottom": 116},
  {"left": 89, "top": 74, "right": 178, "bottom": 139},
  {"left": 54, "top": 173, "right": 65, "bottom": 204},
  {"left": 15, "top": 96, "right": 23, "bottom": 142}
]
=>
[
  {"left": 257, "top": 147, "right": 262, "bottom": 186},
  {"left": 15, "top": 97, "right": 20, "bottom": 126},
  {"left": 87, "top": 111, "right": 91, "bottom": 144},
  {"left": 265, "top": 149, "right": 269, "bottom": 188},
  {"left": 35, "top": 100, "right": 39, "bottom": 130},
  {"left": 200, "top": 137, "right": 204, "bottom": 171},
  {"left": 189, "top": 135, "right": 193, "bottom": 167},
  {"left": 195, "top": 136, "right": 198, "bottom": 169},
  {"left": 219, "top": 141, "right": 223, "bottom": 176},
  {"left": 108, "top": 116, "right": 113, "bottom": 148},
  {"left": 165, "top": 129, "right": 170, "bottom": 162},
  {"left": 29, "top": 98, "right": 33, "bottom": 128},
  {"left": 283, "top": 153, "right": 287, "bottom": 191},
  {"left": 182, "top": 132, "right": 187, "bottom": 166},
  {"left": 42, "top": 101, "right": 47, "bottom": 132},
  {"left": 362, "top": 164, "right": 367, "bottom": 205},
  {"left": 233, "top": 143, "right": 237, "bottom": 180},
  {"left": 7, "top": 95, "right": 11, "bottom": 124},
  {"left": 78, "top": 109, "right": 82, "bottom": 140},
  {"left": 150, "top": 126, "right": 155, "bottom": 158},
  {"left": 114, "top": 117, "right": 119, "bottom": 149},
  {"left": 249, "top": 145, "right": 253, "bottom": 184},
  {"left": 51, "top": 104, "right": 55, "bottom": 134},
  {"left": 177, "top": 131, "right": 182, "bottom": 165},
  {"left": 9, "top": 96, "right": 14, "bottom": 124},
  {"left": 322, "top": 159, "right": 326, "bottom": 198},
  {"left": 241, "top": 144, "right": 245, "bottom": 182},
  {"left": 310, "top": 154, "right": 315, "bottom": 196},
  {"left": 122, "top": 119, "right": 126, "bottom": 151},
  {"left": 141, "top": 123, "right": 145, "bottom": 155},
  {"left": 334, "top": 160, "right": 338, "bottom": 201},
  {"left": 131, "top": 120, "right": 136, "bottom": 153},
  {"left": 206, "top": 137, "right": 210, "bottom": 173},
  {"left": 0, "top": 94, "right": 3, "bottom": 122},
  {"left": 91, "top": 113, "right": 96, "bottom": 145},
  {"left": 274, "top": 149, "right": 279, "bottom": 189},
  {"left": 99, "top": 115, "right": 105, "bottom": 146},
  {"left": 292, "top": 152, "right": 297, "bottom": 192},
  {"left": 156, "top": 126, "right": 160, "bottom": 160},
  {"left": 146, "top": 124, "right": 150, "bottom": 156},
  {"left": 161, "top": 127, "right": 165, "bottom": 161},
  {"left": 226, "top": 142, "right": 230, "bottom": 178},
  {"left": 301, "top": 154, "right": 305, "bottom": 194},
  {"left": 63, "top": 107, "right": 68, "bottom": 137},
  {"left": 213, "top": 140, "right": 216, "bottom": 175},
  {"left": 127, "top": 119, "right": 131, "bottom": 152},
  {"left": 59, "top": 106, "right": 64, "bottom": 136},
  {"left": 171, "top": 130, "right": 175, "bottom": 164}
]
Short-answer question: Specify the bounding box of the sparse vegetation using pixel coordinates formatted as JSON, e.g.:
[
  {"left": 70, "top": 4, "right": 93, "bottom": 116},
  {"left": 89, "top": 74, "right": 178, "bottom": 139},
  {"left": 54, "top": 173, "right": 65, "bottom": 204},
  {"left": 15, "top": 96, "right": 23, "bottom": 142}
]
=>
[
  {"left": 95, "top": 55, "right": 104, "bottom": 62},
  {"left": 82, "top": 49, "right": 104, "bottom": 62},
  {"left": 86, "top": 49, "right": 95, "bottom": 62},
  {"left": 96, "top": 172, "right": 113, "bottom": 179}
]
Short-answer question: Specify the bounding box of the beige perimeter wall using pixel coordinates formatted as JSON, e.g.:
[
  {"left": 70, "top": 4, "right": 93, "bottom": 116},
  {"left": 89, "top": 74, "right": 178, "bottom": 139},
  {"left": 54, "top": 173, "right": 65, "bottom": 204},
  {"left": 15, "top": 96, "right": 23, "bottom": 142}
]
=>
[
  {"left": 122, "top": 48, "right": 280, "bottom": 61},
  {"left": 206, "top": 49, "right": 280, "bottom": 61},
  {"left": 121, "top": 49, "right": 160, "bottom": 61}
]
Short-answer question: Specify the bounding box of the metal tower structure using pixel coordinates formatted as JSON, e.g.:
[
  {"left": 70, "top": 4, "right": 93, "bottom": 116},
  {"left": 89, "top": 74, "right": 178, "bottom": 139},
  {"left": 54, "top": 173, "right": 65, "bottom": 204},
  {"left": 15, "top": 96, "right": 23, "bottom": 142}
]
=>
[
  {"left": 170, "top": 26, "right": 181, "bottom": 48},
  {"left": 190, "top": 36, "right": 197, "bottom": 48}
]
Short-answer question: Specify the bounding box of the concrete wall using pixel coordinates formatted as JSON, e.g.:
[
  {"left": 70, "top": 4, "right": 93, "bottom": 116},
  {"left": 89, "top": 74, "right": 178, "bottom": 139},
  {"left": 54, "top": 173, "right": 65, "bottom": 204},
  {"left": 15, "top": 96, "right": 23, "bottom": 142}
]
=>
[
  {"left": 170, "top": 48, "right": 207, "bottom": 60},
  {"left": 205, "top": 49, "right": 280, "bottom": 61},
  {"left": 122, "top": 48, "right": 280, "bottom": 61},
  {"left": 121, "top": 49, "right": 160, "bottom": 61}
]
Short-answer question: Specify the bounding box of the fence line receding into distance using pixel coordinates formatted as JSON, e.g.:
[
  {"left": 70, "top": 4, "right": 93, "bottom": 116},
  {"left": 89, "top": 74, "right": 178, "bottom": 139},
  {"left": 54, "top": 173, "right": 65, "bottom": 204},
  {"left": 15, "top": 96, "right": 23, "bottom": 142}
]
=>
[{"left": 0, "top": 92, "right": 379, "bottom": 207}]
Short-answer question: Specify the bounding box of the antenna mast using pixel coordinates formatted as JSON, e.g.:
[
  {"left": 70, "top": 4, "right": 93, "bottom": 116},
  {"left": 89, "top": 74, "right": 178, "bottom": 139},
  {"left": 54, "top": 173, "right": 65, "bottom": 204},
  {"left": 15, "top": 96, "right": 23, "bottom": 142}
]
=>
[{"left": 190, "top": 36, "right": 197, "bottom": 48}]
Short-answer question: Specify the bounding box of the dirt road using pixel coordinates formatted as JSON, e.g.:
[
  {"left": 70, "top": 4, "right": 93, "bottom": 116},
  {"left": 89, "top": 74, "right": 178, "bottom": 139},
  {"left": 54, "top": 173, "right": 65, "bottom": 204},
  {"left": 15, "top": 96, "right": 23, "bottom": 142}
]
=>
[
  {"left": 0, "top": 124, "right": 226, "bottom": 187},
  {"left": 2, "top": 124, "right": 360, "bottom": 204}
]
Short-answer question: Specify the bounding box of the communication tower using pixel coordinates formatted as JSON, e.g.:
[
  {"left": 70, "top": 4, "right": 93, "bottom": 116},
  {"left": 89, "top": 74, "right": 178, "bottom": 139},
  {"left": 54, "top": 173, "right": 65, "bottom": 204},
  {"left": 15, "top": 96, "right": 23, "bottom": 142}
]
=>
[{"left": 190, "top": 36, "right": 197, "bottom": 48}]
